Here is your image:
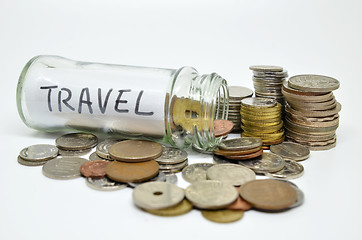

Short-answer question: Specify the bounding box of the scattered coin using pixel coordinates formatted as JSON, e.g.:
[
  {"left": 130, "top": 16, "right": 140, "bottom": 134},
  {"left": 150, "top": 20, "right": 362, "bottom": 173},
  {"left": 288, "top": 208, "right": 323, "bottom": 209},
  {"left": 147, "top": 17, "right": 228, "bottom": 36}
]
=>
[
  {"left": 19, "top": 144, "right": 58, "bottom": 161},
  {"left": 158, "top": 159, "right": 188, "bottom": 172},
  {"left": 96, "top": 138, "right": 123, "bottom": 160},
  {"left": 42, "top": 157, "right": 88, "bottom": 180},
  {"left": 86, "top": 177, "right": 127, "bottom": 191},
  {"left": 80, "top": 160, "right": 110, "bottom": 178},
  {"left": 239, "top": 179, "right": 298, "bottom": 211},
  {"left": 201, "top": 209, "right": 244, "bottom": 223},
  {"left": 17, "top": 155, "right": 48, "bottom": 166},
  {"left": 145, "top": 199, "right": 193, "bottom": 217},
  {"left": 155, "top": 146, "right": 188, "bottom": 165},
  {"left": 206, "top": 164, "right": 256, "bottom": 186},
  {"left": 218, "top": 137, "right": 263, "bottom": 151},
  {"left": 127, "top": 171, "right": 166, "bottom": 188},
  {"left": 164, "top": 172, "right": 178, "bottom": 184},
  {"left": 213, "top": 146, "right": 262, "bottom": 156},
  {"left": 133, "top": 182, "right": 185, "bottom": 210},
  {"left": 185, "top": 180, "right": 239, "bottom": 209},
  {"left": 264, "top": 160, "right": 304, "bottom": 179},
  {"left": 109, "top": 140, "right": 163, "bottom": 162},
  {"left": 58, "top": 148, "right": 92, "bottom": 156},
  {"left": 270, "top": 142, "right": 310, "bottom": 161},
  {"left": 55, "top": 132, "right": 98, "bottom": 150},
  {"left": 213, "top": 119, "right": 234, "bottom": 137},
  {"left": 182, "top": 163, "right": 214, "bottom": 183},
  {"left": 227, "top": 187, "right": 252, "bottom": 211},
  {"left": 276, "top": 180, "right": 305, "bottom": 209},
  {"left": 89, "top": 151, "right": 106, "bottom": 161},
  {"left": 238, "top": 152, "right": 285, "bottom": 174},
  {"left": 223, "top": 149, "right": 263, "bottom": 160}
]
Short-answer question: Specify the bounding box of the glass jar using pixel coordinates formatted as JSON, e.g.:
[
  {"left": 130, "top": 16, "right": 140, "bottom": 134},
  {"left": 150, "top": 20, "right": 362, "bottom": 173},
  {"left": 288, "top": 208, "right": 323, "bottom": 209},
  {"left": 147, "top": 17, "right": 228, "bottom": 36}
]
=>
[{"left": 17, "top": 55, "right": 229, "bottom": 151}]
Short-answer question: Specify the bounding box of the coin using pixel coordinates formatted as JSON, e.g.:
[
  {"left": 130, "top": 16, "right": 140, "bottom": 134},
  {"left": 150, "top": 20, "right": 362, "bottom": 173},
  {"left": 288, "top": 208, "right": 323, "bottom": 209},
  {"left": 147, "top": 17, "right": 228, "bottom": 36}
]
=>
[
  {"left": 214, "top": 119, "right": 234, "bottom": 137},
  {"left": 55, "top": 132, "right": 98, "bottom": 150},
  {"left": 213, "top": 146, "right": 262, "bottom": 156},
  {"left": 213, "top": 155, "right": 233, "bottom": 164},
  {"left": 86, "top": 177, "right": 127, "bottom": 191},
  {"left": 185, "top": 180, "right": 239, "bottom": 209},
  {"left": 249, "top": 65, "right": 283, "bottom": 72},
  {"left": 238, "top": 152, "right": 285, "bottom": 173},
  {"left": 264, "top": 160, "right": 304, "bottom": 179},
  {"left": 308, "top": 140, "right": 337, "bottom": 151},
  {"left": 239, "top": 179, "right": 298, "bottom": 211},
  {"left": 17, "top": 155, "right": 48, "bottom": 166},
  {"left": 227, "top": 187, "right": 252, "bottom": 211},
  {"left": 276, "top": 180, "right": 304, "bottom": 208},
  {"left": 155, "top": 146, "right": 188, "bottom": 165},
  {"left": 80, "top": 160, "right": 109, "bottom": 178},
  {"left": 158, "top": 159, "right": 188, "bottom": 172},
  {"left": 253, "top": 70, "right": 288, "bottom": 78},
  {"left": 218, "top": 137, "right": 263, "bottom": 151},
  {"left": 224, "top": 149, "right": 263, "bottom": 160},
  {"left": 42, "top": 157, "right": 88, "bottom": 180},
  {"left": 19, "top": 144, "right": 58, "bottom": 161},
  {"left": 106, "top": 160, "right": 159, "bottom": 183},
  {"left": 206, "top": 164, "right": 256, "bottom": 186},
  {"left": 182, "top": 163, "right": 214, "bottom": 183},
  {"left": 201, "top": 209, "right": 244, "bottom": 223},
  {"left": 228, "top": 86, "right": 253, "bottom": 99},
  {"left": 109, "top": 140, "right": 163, "bottom": 162},
  {"left": 89, "top": 151, "right": 105, "bottom": 161},
  {"left": 241, "top": 97, "right": 277, "bottom": 108},
  {"left": 96, "top": 138, "right": 123, "bottom": 160},
  {"left": 270, "top": 142, "right": 310, "bottom": 161},
  {"left": 58, "top": 148, "right": 92, "bottom": 156},
  {"left": 127, "top": 171, "right": 166, "bottom": 188},
  {"left": 145, "top": 199, "right": 193, "bottom": 217},
  {"left": 164, "top": 172, "right": 178, "bottom": 184},
  {"left": 288, "top": 74, "right": 340, "bottom": 92},
  {"left": 133, "top": 182, "right": 185, "bottom": 210}
]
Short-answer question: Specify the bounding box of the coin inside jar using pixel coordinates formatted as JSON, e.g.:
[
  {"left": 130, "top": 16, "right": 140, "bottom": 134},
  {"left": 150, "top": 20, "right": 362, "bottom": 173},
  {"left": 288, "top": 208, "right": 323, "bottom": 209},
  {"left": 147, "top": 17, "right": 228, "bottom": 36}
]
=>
[{"left": 109, "top": 140, "right": 162, "bottom": 162}]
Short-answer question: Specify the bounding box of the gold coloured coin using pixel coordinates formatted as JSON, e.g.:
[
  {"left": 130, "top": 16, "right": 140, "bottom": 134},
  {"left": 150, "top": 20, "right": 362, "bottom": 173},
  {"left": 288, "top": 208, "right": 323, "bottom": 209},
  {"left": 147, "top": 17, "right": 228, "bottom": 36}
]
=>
[
  {"left": 201, "top": 209, "right": 244, "bottom": 223},
  {"left": 145, "top": 199, "right": 193, "bottom": 217},
  {"left": 109, "top": 140, "right": 162, "bottom": 162}
]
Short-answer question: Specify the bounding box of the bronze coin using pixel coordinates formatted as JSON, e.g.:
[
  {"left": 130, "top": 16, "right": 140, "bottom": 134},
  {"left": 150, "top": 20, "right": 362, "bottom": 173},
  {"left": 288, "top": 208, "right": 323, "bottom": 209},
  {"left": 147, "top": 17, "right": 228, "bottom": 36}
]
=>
[
  {"left": 240, "top": 179, "right": 298, "bottom": 211},
  {"left": 80, "top": 160, "right": 110, "bottom": 178},
  {"left": 106, "top": 160, "right": 159, "bottom": 183},
  {"left": 214, "top": 119, "right": 234, "bottom": 137},
  {"left": 213, "top": 146, "right": 262, "bottom": 156},
  {"left": 227, "top": 187, "right": 252, "bottom": 211},
  {"left": 109, "top": 140, "right": 163, "bottom": 162},
  {"left": 224, "top": 149, "right": 263, "bottom": 160}
]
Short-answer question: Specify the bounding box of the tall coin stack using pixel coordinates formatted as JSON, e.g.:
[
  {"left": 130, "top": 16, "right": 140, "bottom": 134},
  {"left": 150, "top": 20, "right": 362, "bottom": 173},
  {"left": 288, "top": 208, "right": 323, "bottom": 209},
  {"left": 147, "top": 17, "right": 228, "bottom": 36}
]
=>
[
  {"left": 218, "top": 86, "right": 253, "bottom": 133},
  {"left": 240, "top": 97, "right": 284, "bottom": 148},
  {"left": 249, "top": 65, "right": 288, "bottom": 113},
  {"left": 282, "top": 74, "right": 341, "bottom": 150}
]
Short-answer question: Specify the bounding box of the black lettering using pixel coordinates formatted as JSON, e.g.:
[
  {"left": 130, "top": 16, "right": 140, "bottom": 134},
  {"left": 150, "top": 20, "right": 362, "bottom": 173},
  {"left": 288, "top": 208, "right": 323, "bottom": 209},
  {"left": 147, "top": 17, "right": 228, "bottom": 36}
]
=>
[
  {"left": 78, "top": 88, "right": 93, "bottom": 114},
  {"left": 58, "top": 88, "right": 75, "bottom": 112},
  {"left": 135, "top": 90, "right": 153, "bottom": 116},
  {"left": 114, "top": 89, "right": 131, "bottom": 113},
  {"left": 98, "top": 88, "right": 113, "bottom": 114},
  {"left": 40, "top": 85, "right": 58, "bottom": 112}
]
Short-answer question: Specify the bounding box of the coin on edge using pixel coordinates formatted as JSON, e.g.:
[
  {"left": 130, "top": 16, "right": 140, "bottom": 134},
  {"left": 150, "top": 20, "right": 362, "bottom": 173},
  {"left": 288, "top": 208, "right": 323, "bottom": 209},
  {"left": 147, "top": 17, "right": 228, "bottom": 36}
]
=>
[
  {"left": 42, "top": 157, "right": 88, "bottom": 180},
  {"left": 109, "top": 140, "right": 163, "bottom": 162}
]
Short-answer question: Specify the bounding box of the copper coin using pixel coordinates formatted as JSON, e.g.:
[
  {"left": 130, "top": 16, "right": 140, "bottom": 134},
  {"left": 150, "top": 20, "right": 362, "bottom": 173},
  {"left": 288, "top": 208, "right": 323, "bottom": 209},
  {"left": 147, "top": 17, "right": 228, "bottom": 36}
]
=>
[
  {"left": 227, "top": 187, "right": 252, "bottom": 211},
  {"left": 80, "top": 160, "right": 110, "bottom": 178},
  {"left": 224, "top": 149, "right": 263, "bottom": 160},
  {"left": 213, "top": 146, "right": 262, "bottom": 156},
  {"left": 214, "top": 119, "right": 234, "bottom": 137},
  {"left": 239, "top": 179, "right": 298, "bottom": 211},
  {"left": 109, "top": 140, "right": 163, "bottom": 162},
  {"left": 106, "top": 160, "right": 159, "bottom": 183}
]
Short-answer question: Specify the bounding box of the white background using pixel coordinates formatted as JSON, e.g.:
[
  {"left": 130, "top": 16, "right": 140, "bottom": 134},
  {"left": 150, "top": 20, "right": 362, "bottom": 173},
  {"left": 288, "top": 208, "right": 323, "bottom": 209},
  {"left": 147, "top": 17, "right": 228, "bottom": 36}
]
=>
[{"left": 1, "top": 0, "right": 361, "bottom": 239}]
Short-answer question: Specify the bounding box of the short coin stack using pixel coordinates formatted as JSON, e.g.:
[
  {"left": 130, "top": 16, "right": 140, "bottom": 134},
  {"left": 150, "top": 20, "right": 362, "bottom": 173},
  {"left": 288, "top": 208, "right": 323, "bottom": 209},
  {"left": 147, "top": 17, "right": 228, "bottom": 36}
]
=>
[
  {"left": 213, "top": 137, "right": 263, "bottom": 160},
  {"left": 218, "top": 86, "right": 253, "bottom": 132},
  {"left": 155, "top": 146, "right": 188, "bottom": 173},
  {"left": 282, "top": 74, "right": 341, "bottom": 150},
  {"left": 240, "top": 97, "right": 284, "bottom": 147},
  {"left": 250, "top": 65, "right": 288, "bottom": 113}
]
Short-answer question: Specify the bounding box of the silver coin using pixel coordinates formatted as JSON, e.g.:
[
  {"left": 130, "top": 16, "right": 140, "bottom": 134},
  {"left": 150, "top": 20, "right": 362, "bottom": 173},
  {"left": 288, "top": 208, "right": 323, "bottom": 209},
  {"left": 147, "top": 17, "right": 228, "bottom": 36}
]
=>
[
  {"left": 241, "top": 97, "right": 277, "bottom": 108},
  {"left": 159, "top": 159, "right": 188, "bottom": 172},
  {"left": 86, "top": 177, "right": 127, "bottom": 191},
  {"left": 128, "top": 171, "right": 166, "bottom": 188},
  {"left": 288, "top": 74, "right": 340, "bottom": 92},
  {"left": 164, "top": 172, "right": 178, "bottom": 184},
  {"left": 249, "top": 65, "right": 283, "bottom": 72},
  {"left": 228, "top": 86, "right": 253, "bottom": 99},
  {"left": 270, "top": 142, "right": 310, "bottom": 161},
  {"left": 58, "top": 148, "right": 92, "bottom": 156},
  {"left": 238, "top": 152, "right": 285, "bottom": 174},
  {"left": 212, "top": 155, "right": 233, "bottom": 164},
  {"left": 275, "top": 179, "right": 304, "bottom": 208},
  {"left": 206, "top": 163, "right": 256, "bottom": 186},
  {"left": 42, "top": 157, "right": 88, "bottom": 180},
  {"left": 182, "top": 163, "right": 214, "bottom": 183},
  {"left": 264, "top": 160, "right": 304, "bottom": 180},
  {"left": 96, "top": 138, "right": 122, "bottom": 160},
  {"left": 56, "top": 132, "right": 98, "bottom": 150},
  {"left": 185, "top": 180, "right": 238, "bottom": 209},
  {"left": 132, "top": 182, "right": 185, "bottom": 210},
  {"left": 155, "top": 146, "right": 188, "bottom": 164},
  {"left": 19, "top": 144, "right": 58, "bottom": 161},
  {"left": 253, "top": 71, "right": 288, "bottom": 78},
  {"left": 89, "top": 151, "right": 106, "bottom": 161},
  {"left": 218, "top": 137, "right": 263, "bottom": 151},
  {"left": 17, "top": 155, "right": 48, "bottom": 166}
]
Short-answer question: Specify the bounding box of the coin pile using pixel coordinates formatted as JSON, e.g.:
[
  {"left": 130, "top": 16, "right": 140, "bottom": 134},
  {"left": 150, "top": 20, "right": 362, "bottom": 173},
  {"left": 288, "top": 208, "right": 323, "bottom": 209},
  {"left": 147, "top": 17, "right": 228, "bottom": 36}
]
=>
[
  {"left": 17, "top": 144, "right": 59, "bottom": 166},
  {"left": 213, "top": 137, "right": 263, "bottom": 160},
  {"left": 155, "top": 146, "right": 188, "bottom": 173},
  {"left": 240, "top": 97, "right": 284, "bottom": 147},
  {"left": 250, "top": 65, "right": 288, "bottom": 113},
  {"left": 56, "top": 132, "right": 98, "bottom": 156},
  {"left": 282, "top": 74, "right": 341, "bottom": 150},
  {"left": 217, "top": 86, "right": 253, "bottom": 132}
]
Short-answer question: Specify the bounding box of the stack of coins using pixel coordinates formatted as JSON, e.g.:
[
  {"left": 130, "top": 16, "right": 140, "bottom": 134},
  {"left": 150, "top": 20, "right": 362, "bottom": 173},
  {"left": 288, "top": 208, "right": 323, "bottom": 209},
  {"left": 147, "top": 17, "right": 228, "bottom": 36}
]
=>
[
  {"left": 155, "top": 146, "right": 188, "bottom": 173},
  {"left": 213, "top": 137, "right": 263, "bottom": 160},
  {"left": 18, "top": 144, "right": 59, "bottom": 166},
  {"left": 250, "top": 65, "right": 288, "bottom": 113},
  {"left": 56, "top": 132, "right": 98, "bottom": 156},
  {"left": 282, "top": 75, "right": 341, "bottom": 150},
  {"left": 240, "top": 97, "right": 284, "bottom": 147},
  {"left": 217, "top": 86, "right": 253, "bottom": 132}
]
